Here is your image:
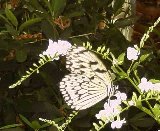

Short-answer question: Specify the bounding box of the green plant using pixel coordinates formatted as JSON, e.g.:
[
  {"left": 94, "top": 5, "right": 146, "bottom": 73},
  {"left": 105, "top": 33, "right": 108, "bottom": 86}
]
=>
[{"left": 1, "top": 0, "right": 160, "bottom": 131}]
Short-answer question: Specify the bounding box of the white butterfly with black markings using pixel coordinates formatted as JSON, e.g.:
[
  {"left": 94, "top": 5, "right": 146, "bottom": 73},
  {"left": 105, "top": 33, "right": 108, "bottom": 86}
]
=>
[{"left": 59, "top": 46, "right": 115, "bottom": 110}]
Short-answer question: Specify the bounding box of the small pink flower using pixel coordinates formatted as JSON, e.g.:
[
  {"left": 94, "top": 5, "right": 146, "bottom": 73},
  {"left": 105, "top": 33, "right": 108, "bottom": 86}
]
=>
[
  {"left": 111, "top": 119, "right": 126, "bottom": 129},
  {"left": 42, "top": 39, "right": 72, "bottom": 59},
  {"left": 138, "top": 77, "right": 154, "bottom": 92},
  {"left": 127, "top": 45, "right": 140, "bottom": 61}
]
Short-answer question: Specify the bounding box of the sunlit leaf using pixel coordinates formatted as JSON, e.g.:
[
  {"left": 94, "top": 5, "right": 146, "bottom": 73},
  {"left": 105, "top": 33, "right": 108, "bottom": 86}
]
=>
[
  {"left": 5, "top": 8, "right": 18, "bottom": 27},
  {"left": 19, "top": 18, "right": 42, "bottom": 32}
]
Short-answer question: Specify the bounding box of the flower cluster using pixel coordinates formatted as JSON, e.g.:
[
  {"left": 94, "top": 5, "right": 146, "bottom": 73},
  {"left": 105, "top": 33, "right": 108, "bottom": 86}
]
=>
[
  {"left": 127, "top": 45, "right": 140, "bottom": 61},
  {"left": 42, "top": 39, "right": 72, "bottom": 59},
  {"left": 96, "top": 90, "right": 127, "bottom": 129},
  {"left": 138, "top": 77, "right": 160, "bottom": 93}
]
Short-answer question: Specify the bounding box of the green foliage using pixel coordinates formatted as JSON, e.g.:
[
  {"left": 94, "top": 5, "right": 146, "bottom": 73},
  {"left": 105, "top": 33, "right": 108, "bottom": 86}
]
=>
[
  {"left": 19, "top": 18, "right": 42, "bottom": 32},
  {"left": 1, "top": 0, "right": 160, "bottom": 131},
  {"left": 5, "top": 8, "right": 18, "bottom": 27},
  {"left": 0, "top": 124, "right": 23, "bottom": 130},
  {"left": 19, "top": 114, "right": 50, "bottom": 130},
  {"left": 9, "top": 53, "right": 57, "bottom": 89}
]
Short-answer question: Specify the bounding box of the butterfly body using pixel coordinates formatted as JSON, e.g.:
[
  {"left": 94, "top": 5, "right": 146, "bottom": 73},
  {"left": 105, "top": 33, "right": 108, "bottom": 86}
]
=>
[{"left": 60, "top": 46, "right": 114, "bottom": 110}]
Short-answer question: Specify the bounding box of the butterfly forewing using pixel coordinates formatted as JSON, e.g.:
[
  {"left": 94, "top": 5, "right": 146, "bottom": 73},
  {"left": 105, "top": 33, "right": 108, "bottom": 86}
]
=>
[
  {"left": 66, "top": 46, "right": 112, "bottom": 90},
  {"left": 60, "top": 46, "right": 113, "bottom": 110}
]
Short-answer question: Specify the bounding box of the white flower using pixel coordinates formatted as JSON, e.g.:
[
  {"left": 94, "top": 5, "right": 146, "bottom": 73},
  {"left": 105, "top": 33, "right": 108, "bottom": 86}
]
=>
[
  {"left": 96, "top": 99, "right": 122, "bottom": 121},
  {"left": 56, "top": 40, "right": 72, "bottom": 55},
  {"left": 111, "top": 118, "right": 126, "bottom": 129},
  {"left": 153, "top": 83, "right": 160, "bottom": 92},
  {"left": 96, "top": 110, "right": 108, "bottom": 119},
  {"left": 138, "top": 77, "right": 154, "bottom": 92},
  {"left": 104, "top": 100, "right": 122, "bottom": 116},
  {"left": 105, "top": 99, "right": 121, "bottom": 109},
  {"left": 42, "top": 39, "right": 72, "bottom": 58},
  {"left": 127, "top": 45, "right": 140, "bottom": 61},
  {"left": 95, "top": 90, "right": 125, "bottom": 125},
  {"left": 115, "top": 91, "right": 127, "bottom": 101}
]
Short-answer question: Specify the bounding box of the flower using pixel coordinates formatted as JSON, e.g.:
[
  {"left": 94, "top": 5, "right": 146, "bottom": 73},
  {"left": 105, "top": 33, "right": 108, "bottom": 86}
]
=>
[
  {"left": 127, "top": 45, "right": 140, "bottom": 61},
  {"left": 104, "top": 100, "right": 122, "bottom": 117},
  {"left": 111, "top": 118, "right": 126, "bottom": 129},
  {"left": 153, "top": 83, "right": 160, "bottom": 92},
  {"left": 114, "top": 91, "right": 127, "bottom": 101},
  {"left": 42, "top": 39, "right": 72, "bottom": 58},
  {"left": 96, "top": 90, "right": 126, "bottom": 121},
  {"left": 96, "top": 100, "right": 122, "bottom": 121},
  {"left": 138, "top": 77, "right": 160, "bottom": 93},
  {"left": 95, "top": 110, "right": 109, "bottom": 120},
  {"left": 95, "top": 90, "right": 127, "bottom": 129},
  {"left": 138, "top": 77, "right": 154, "bottom": 92}
]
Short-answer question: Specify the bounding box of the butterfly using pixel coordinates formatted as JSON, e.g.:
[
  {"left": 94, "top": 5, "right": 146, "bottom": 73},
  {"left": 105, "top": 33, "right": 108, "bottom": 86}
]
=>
[{"left": 59, "top": 46, "right": 114, "bottom": 110}]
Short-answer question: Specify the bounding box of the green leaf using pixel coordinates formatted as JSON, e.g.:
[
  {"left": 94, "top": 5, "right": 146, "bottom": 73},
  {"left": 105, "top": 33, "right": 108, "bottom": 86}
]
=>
[
  {"left": 31, "top": 121, "right": 41, "bottom": 129},
  {"left": 117, "top": 52, "right": 125, "bottom": 65},
  {"left": 71, "top": 38, "right": 83, "bottom": 45},
  {"left": 0, "top": 14, "right": 10, "bottom": 24},
  {"left": 19, "top": 18, "right": 42, "bottom": 32},
  {"left": 146, "top": 92, "right": 152, "bottom": 100},
  {"left": 5, "top": 8, "right": 18, "bottom": 27},
  {"left": 118, "top": 71, "right": 127, "bottom": 78},
  {"left": 132, "top": 62, "right": 139, "bottom": 70},
  {"left": 97, "top": 47, "right": 101, "bottom": 52},
  {"left": 93, "top": 123, "right": 100, "bottom": 130},
  {"left": 129, "top": 112, "right": 155, "bottom": 128},
  {"left": 149, "top": 79, "right": 160, "bottom": 83},
  {"left": 16, "top": 48, "right": 28, "bottom": 62},
  {"left": 53, "top": 117, "right": 64, "bottom": 123},
  {"left": 41, "top": 20, "right": 58, "bottom": 39},
  {"left": 136, "top": 95, "right": 142, "bottom": 107},
  {"left": 99, "top": 121, "right": 104, "bottom": 126},
  {"left": 132, "top": 92, "right": 138, "bottom": 101},
  {"left": 152, "top": 104, "right": 160, "bottom": 116},
  {"left": 40, "top": 123, "right": 51, "bottom": 129},
  {"left": 43, "top": 0, "right": 53, "bottom": 15},
  {"left": 29, "top": 0, "right": 46, "bottom": 13},
  {"left": 52, "top": 0, "right": 66, "bottom": 17},
  {"left": 86, "top": 41, "right": 92, "bottom": 49},
  {"left": 0, "top": 124, "right": 22, "bottom": 129},
  {"left": 130, "top": 112, "right": 147, "bottom": 121},
  {"left": 67, "top": 11, "right": 84, "bottom": 18},
  {"left": 5, "top": 24, "right": 18, "bottom": 36},
  {"left": 100, "top": 46, "right": 105, "bottom": 53},
  {"left": 134, "top": 118, "right": 155, "bottom": 128},
  {"left": 139, "top": 53, "right": 150, "bottom": 63},
  {"left": 19, "top": 114, "right": 33, "bottom": 129}
]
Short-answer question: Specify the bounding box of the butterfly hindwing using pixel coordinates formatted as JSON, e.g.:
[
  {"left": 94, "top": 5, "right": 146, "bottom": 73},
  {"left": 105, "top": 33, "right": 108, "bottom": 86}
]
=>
[
  {"left": 60, "top": 46, "right": 113, "bottom": 110},
  {"left": 60, "top": 73, "right": 108, "bottom": 110}
]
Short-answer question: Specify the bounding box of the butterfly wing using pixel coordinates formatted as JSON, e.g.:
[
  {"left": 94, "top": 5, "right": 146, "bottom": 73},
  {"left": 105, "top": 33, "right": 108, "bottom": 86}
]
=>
[
  {"left": 66, "top": 46, "right": 112, "bottom": 91},
  {"left": 60, "top": 73, "right": 109, "bottom": 110},
  {"left": 60, "top": 46, "right": 113, "bottom": 110}
]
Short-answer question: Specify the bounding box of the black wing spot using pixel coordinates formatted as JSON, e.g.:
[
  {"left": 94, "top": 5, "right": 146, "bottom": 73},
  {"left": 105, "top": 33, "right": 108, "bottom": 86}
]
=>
[
  {"left": 90, "top": 61, "right": 98, "bottom": 65},
  {"left": 95, "top": 68, "right": 107, "bottom": 73}
]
